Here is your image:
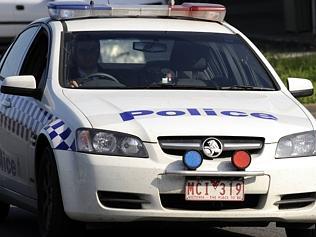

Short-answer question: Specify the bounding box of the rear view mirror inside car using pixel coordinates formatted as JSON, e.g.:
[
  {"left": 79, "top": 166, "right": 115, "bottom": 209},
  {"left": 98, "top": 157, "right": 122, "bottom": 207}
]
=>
[{"left": 133, "top": 41, "right": 167, "bottom": 53}]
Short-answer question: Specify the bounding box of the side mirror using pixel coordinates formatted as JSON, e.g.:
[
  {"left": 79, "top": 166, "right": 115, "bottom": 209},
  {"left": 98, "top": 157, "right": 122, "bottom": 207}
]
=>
[
  {"left": 287, "top": 77, "right": 314, "bottom": 98},
  {"left": 1, "top": 75, "right": 41, "bottom": 99}
]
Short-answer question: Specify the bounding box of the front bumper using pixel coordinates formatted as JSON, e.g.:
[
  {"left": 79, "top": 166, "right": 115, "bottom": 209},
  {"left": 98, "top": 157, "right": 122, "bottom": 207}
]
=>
[{"left": 54, "top": 143, "right": 316, "bottom": 223}]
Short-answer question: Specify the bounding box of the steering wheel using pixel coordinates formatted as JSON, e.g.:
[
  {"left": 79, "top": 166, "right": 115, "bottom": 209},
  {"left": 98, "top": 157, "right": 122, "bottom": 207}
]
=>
[{"left": 81, "top": 72, "right": 120, "bottom": 85}]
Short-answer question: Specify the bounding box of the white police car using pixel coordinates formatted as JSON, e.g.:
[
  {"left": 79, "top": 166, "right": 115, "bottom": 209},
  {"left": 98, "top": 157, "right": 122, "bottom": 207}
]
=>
[{"left": 0, "top": 1, "right": 315, "bottom": 237}]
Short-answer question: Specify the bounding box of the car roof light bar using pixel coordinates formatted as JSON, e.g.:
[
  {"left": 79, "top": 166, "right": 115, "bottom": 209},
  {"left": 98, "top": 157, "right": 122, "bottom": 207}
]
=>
[
  {"left": 48, "top": 1, "right": 104, "bottom": 20},
  {"left": 169, "top": 3, "right": 225, "bottom": 22},
  {"left": 48, "top": 1, "right": 226, "bottom": 22}
]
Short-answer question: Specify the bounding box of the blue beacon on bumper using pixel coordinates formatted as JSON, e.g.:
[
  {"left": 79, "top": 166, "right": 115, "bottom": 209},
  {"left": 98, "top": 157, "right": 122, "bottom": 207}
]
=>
[{"left": 183, "top": 151, "right": 203, "bottom": 170}]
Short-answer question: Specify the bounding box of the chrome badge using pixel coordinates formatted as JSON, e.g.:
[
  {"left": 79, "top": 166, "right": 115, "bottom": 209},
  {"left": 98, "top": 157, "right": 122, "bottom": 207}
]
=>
[{"left": 202, "top": 138, "right": 223, "bottom": 158}]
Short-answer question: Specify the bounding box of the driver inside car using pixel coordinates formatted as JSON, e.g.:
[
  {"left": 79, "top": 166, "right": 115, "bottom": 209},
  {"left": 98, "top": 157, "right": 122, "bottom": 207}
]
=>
[{"left": 68, "top": 37, "right": 101, "bottom": 88}]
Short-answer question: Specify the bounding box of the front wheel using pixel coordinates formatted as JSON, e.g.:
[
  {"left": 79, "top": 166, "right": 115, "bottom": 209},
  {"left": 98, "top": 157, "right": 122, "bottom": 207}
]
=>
[
  {"left": 0, "top": 201, "right": 10, "bottom": 222},
  {"left": 286, "top": 227, "right": 316, "bottom": 237},
  {"left": 37, "top": 146, "right": 84, "bottom": 237}
]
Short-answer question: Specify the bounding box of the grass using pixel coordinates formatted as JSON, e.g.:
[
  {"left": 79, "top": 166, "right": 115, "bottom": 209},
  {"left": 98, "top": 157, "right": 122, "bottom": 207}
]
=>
[{"left": 264, "top": 53, "right": 316, "bottom": 104}]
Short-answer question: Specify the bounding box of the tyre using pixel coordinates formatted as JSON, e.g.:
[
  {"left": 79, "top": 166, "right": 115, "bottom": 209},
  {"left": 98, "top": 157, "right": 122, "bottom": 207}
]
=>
[
  {"left": 286, "top": 227, "right": 316, "bottom": 237},
  {"left": 0, "top": 201, "right": 9, "bottom": 222},
  {"left": 37, "top": 146, "right": 84, "bottom": 237}
]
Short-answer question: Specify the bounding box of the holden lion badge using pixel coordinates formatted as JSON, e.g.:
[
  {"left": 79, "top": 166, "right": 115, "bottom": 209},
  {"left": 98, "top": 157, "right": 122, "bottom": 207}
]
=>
[{"left": 202, "top": 138, "right": 223, "bottom": 158}]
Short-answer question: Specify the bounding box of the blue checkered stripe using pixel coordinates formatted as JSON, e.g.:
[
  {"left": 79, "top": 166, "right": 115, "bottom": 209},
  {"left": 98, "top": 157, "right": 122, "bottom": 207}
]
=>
[
  {"left": 0, "top": 94, "right": 54, "bottom": 141},
  {"left": 0, "top": 94, "right": 75, "bottom": 151},
  {"left": 44, "top": 119, "right": 76, "bottom": 151}
]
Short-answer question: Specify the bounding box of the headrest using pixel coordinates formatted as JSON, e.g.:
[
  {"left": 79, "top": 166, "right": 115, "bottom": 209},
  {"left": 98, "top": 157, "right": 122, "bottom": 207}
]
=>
[
  {"left": 170, "top": 41, "right": 208, "bottom": 70},
  {"left": 192, "top": 57, "right": 207, "bottom": 70}
]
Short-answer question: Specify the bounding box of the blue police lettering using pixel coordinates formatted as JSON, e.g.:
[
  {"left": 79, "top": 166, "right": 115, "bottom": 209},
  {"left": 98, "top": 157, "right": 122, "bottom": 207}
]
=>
[
  {"left": 120, "top": 108, "right": 278, "bottom": 121},
  {"left": 157, "top": 110, "right": 185, "bottom": 116},
  {"left": 0, "top": 150, "right": 17, "bottom": 176},
  {"left": 221, "top": 111, "right": 248, "bottom": 117},
  {"left": 187, "top": 108, "right": 201, "bottom": 116},
  {"left": 250, "top": 113, "right": 278, "bottom": 120},
  {"left": 203, "top": 108, "right": 217, "bottom": 116},
  {"left": 120, "top": 110, "right": 153, "bottom": 121}
]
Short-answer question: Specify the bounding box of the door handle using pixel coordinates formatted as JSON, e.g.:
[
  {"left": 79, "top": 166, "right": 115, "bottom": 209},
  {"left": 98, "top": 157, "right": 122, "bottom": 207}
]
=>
[
  {"left": 16, "top": 5, "right": 25, "bottom": 11},
  {"left": 1, "top": 98, "right": 11, "bottom": 108}
]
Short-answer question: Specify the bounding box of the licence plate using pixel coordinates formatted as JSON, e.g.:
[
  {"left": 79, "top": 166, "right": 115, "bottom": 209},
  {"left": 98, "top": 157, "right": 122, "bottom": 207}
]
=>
[{"left": 185, "top": 179, "right": 244, "bottom": 201}]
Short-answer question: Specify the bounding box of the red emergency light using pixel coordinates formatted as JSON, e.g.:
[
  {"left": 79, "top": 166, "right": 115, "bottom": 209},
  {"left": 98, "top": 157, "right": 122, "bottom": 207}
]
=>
[{"left": 231, "top": 150, "right": 252, "bottom": 170}]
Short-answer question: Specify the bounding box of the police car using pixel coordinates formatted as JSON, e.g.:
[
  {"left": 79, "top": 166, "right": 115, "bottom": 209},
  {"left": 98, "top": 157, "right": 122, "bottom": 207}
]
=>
[{"left": 0, "top": 1, "right": 315, "bottom": 237}]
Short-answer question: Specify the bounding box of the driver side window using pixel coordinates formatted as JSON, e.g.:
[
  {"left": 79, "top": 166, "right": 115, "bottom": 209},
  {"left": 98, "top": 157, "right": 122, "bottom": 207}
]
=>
[{"left": 19, "top": 28, "right": 49, "bottom": 88}]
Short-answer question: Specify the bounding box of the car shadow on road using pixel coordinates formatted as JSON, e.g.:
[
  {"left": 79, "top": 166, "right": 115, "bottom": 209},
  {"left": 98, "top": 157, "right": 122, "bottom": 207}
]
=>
[
  {"left": 0, "top": 207, "right": 253, "bottom": 237},
  {"left": 89, "top": 223, "right": 253, "bottom": 237}
]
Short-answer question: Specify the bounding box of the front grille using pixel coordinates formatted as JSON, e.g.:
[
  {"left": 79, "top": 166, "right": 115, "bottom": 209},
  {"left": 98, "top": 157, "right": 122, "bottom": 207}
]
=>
[
  {"left": 275, "top": 192, "right": 316, "bottom": 209},
  {"left": 158, "top": 136, "right": 264, "bottom": 158},
  {"left": 160, "top": 194, "right": 261, "bottom": 210},
  {"left": 97, "top": 191, "right": 149, "bottom": 209}
]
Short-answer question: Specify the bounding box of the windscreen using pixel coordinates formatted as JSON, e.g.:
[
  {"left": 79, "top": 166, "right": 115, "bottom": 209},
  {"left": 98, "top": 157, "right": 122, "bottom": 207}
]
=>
[{"left": 61, "top": 31, "right": 277, "bottom": 90}]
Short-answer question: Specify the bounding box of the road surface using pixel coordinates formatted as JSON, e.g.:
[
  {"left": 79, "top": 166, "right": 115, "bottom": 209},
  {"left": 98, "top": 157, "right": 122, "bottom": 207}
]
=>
[{"left": 0, "top": 206, "right": 286, "bottom": 237}]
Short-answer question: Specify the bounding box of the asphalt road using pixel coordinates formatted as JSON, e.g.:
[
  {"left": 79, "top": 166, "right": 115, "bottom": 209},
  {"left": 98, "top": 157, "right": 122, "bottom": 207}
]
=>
[{"left": 0, "top": 206, "right": 286, "bottom": 237}]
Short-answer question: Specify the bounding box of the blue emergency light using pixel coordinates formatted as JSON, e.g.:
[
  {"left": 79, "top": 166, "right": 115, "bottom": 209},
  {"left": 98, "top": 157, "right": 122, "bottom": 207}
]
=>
[
  {"left": 183, "top": 150, "right": 203, "bottom": 170},
  {"left": 48, "top": 1, "right": 111, "bottom": 20}
]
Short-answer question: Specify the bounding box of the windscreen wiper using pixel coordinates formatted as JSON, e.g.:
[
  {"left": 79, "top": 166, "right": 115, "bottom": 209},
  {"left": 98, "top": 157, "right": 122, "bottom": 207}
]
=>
[
  {"left": 142, "top": 84, "right": 217, "bottom": 89},
  {"left": 140, "top": 82, "right": 221, "bottom": 89},
  {"left": 219, "top": 85, "right": 275, "bottom": 91}
]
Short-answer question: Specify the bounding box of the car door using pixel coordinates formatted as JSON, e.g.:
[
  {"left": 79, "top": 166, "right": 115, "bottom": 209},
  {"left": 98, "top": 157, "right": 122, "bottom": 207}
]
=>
[
  {"left": 0, "top": 25, "right": 40, "bottom": 198},
  {"left": 17, "top": 27, "right": 50, "bottom": 199}
]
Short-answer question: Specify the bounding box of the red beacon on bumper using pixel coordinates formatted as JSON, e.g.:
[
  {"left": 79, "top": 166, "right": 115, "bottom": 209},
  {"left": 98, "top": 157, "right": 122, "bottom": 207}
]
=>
[{"left": 231, "top": 150, "right": 252, "bottom": 170}]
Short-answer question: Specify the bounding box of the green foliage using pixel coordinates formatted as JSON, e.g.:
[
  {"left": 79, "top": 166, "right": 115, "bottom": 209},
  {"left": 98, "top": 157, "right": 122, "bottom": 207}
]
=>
[{"left": 265, "top": 54, "right": 316, "bottom": 104}]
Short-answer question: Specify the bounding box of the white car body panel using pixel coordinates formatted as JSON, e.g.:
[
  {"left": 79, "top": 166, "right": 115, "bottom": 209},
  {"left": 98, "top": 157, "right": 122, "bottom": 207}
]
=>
[
  {"left": 3, "top": 75, "right": 36, "bottom": 89},
  {"left": 63, "top": 90, "right": 313, "bottom": 143},
  {"left": 288, "top": 77, "right": 314, "bottom": 92},
  {"left": 64, "top": 18, "right": 233, "bottom": 33},
  {"left": 55, "top": 147, "right": 316, "bottom": 222}
]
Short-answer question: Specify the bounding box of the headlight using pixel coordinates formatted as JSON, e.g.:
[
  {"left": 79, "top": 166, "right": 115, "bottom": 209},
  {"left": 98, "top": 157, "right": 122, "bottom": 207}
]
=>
[
  {"left": 275, "top": 131, "right": 316, "bottom": 158},
  {"left": 76, "top": 128, "right": 148, "bottom": 158}
]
